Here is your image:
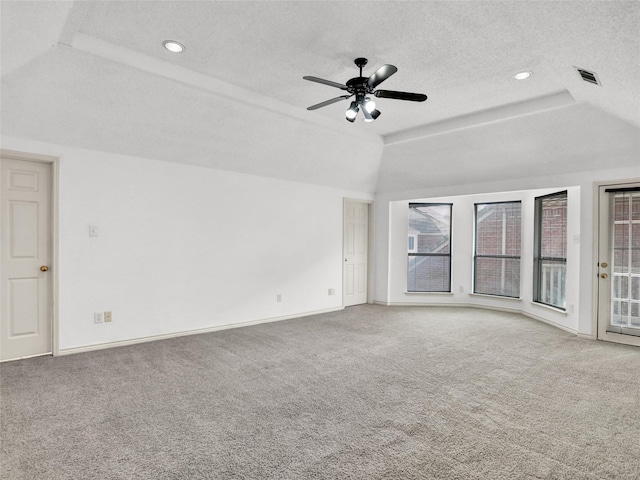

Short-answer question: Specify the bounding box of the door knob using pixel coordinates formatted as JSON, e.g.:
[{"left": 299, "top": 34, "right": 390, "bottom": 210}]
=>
[
  {"left": 40, "top": 265, "right": 49, "bottom": 272},
  {"left": 600, "top": 273, "right": 608, "bottom": 279},
  {"left": 601, "top": 262, "right": 608, "bottom": 268}
]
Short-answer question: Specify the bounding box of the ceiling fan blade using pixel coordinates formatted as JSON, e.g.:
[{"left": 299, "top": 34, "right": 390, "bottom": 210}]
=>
[
  {"left": 307, "top": 95, "right": 352, "bottom": 110},
  {"left": 367, "top": 64, "right": 398, "bottom": 88},
  {"left": 303, "top": 76, "right": 348, "bottom": 90},
  {"left": 374, "top": 90, "right": 427, "bottom": 102}
]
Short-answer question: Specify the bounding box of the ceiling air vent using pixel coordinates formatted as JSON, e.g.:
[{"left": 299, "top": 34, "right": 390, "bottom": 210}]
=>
[{"left": 575, "top": 67, "right": 601, "bottom": 86}]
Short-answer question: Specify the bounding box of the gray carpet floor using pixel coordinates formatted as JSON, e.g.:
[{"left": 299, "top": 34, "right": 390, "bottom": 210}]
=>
[{"left": 1, "top": 305, "right": 640, "bottom": 479}]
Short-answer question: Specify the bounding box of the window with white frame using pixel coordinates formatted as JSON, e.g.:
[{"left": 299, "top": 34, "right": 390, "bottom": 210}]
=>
[
  {"left": 474, "top": 201, "right": 522, "bottom": 297},
  {"left": 609, "top": 190, "right": 640, "bottom": 330},
  {"left": 534, "top": 191, "right": 568, "bottom": 309},
  {"left": 407, "top": 203, "right": 452, "bottom": 292}
]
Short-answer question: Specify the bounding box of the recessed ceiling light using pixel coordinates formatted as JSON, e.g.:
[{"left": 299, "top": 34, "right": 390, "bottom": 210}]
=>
[
  {"left": 163, "top": 40, "right": 185, "bottom": 53},
  {"left": 514, "top": 71, "right": 532, "bottom": 80}
]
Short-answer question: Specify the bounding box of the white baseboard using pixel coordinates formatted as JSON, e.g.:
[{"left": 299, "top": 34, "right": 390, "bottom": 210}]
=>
[
  {"left": 56, "top": 301, "right": 585, "bottom": 357},
  {"left": 383, "top": 301, "right": 478, "bottom": 308},
  {"left": 577, "top": 332, "right": 597, "bottom": 340},
  {"left": 372, "top": 300, "right": 390, "bottom": 306},
  {"left": 519, "top": 310, "right": 578, "bottom": 335},
  {"left": 377, "top": 301, "right": 579, "bottom": 335},
  {"left": 58, "top": 306, "right": 344, "bottom": 356}
]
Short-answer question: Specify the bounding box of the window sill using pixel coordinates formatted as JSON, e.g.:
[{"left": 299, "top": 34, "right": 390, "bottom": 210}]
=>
[
  {"left": 405, "top": 291, "right": 454, "bottom": 296},
  {"left": 469, "top": 293, "right": 522, "bottom": 302},
  {"left": 530, "top": 301, "right": 568, "bottom": 316}
]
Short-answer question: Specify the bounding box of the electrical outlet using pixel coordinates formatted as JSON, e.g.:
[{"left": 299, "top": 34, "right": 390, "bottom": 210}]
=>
[
  {"left": 276, "top": 294, "right": 282, "bottom": 303},
  {"left": 94, "top": 312, "right": 104, "bottom": 324},
  {"left": 104, "top": 311, "right": 112, "bottom": 323},
  {"left": 459, "top": 285, "right": 464, "bottom": 293},
  {"left": 328, "top": 288, "right": 335, "bottom": 296}
]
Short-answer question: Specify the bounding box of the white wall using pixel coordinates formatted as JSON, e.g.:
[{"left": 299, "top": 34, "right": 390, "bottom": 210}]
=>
[
  {"left": 374, "top": 165, "right": 640, "bottom": 336},
  {"left": 2, "top": 130, "right": 637, "bottom": 351},
  {"left": 2, "top": 136, "right": 373, "bottom": 352}
]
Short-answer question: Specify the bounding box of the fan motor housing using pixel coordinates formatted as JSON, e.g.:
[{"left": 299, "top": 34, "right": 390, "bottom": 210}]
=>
[{"left": 346, "top": 77, "right": 373, "bottom": 95}]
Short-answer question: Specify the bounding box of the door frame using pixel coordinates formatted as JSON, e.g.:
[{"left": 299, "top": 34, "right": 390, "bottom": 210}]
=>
[
  {"left": 343, "top": 198, "right": 374, "bottom": 306},
  {"left": 593, "top": 177, "right": 640, "bottom": 347},
  {"left": 1, "top": 149, "right": 60, "bottom": 359}
]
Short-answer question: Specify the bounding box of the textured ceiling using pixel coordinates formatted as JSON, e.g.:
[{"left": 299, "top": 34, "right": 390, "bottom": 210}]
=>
[
  {"left": 72, "top": 0, "right": 640, "bottom": 131},
  {"left": 1, "top": 1, "right": 639, "bottom": 192}
]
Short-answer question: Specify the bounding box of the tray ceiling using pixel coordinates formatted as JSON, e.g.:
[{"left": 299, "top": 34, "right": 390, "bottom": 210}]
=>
[{"left": 2, "top": 1, "right": 638, "bottom": 191}]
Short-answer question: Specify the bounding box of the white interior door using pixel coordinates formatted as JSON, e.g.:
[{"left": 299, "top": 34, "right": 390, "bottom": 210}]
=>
[
  {"left": 1, "top": 157, "right": 52, "bottom": 361},
  {"left": 597, "top": 183, "right": 640, "bottom": 347},
  {"left": 343, "top": 200, "right": 369, "bottom": 307}
]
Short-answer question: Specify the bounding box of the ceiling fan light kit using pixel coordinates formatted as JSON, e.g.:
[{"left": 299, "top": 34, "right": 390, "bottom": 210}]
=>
[
  {"left": 304, "top": 57, "right": 427, "bottom": 123},
  {"left": 346, "top": 101, "right": 359, "bottom": 122}
]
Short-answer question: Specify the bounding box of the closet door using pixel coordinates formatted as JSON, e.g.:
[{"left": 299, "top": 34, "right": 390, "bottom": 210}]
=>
[{"left": 1, "top": 157, "right": 53, "bottom": 361}]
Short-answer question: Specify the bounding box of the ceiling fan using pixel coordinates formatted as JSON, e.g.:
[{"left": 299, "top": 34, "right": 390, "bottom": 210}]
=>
[{"left": 303, "top": 57, "right": 427, "bottom": 122}]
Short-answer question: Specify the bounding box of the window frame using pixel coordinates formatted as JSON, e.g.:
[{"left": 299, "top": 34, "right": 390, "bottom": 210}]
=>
[
  {"left": 533, "top": 190, "right": 568, "bottom": 310},
  {"left": 473, "top": 200, "right": 522, "bottom": 298},
  {"left": 407, "top": 202, "right": 453, "bottom": 293}
]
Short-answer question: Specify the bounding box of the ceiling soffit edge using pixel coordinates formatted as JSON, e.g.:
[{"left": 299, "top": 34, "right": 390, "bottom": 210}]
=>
[
  {"left": 57, "top": 1, "right": 92, "bottom": 47},
  {"left": 69, "top": 33, "right": 383, "bottom": 146},
  {"left": 383, "top": 90, "right": 577, "bottom": 146}
]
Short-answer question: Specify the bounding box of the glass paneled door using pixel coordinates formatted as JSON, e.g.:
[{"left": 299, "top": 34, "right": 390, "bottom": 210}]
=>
[{"left": 597, "top": 184, "right": 640, "bottom": 346}]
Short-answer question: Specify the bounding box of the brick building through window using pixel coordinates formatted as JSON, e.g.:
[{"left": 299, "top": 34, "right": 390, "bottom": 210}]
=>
[
  {"left": 534, "top": 191, "right": 568, "bottom": 309},
  {"left": 474, "top": 202, "right": 522, "bottom": 297}
]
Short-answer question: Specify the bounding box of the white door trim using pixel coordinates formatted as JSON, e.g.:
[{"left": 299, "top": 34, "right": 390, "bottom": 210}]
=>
[
  {"left": 343, "top": 198, "right": 373, "bottom": 306},
  {"left": 593, "top": 177, "right": 640, "bottom": 347},
  {"left": 1, "top": 149, "right": 60, "bottom": 359}
]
